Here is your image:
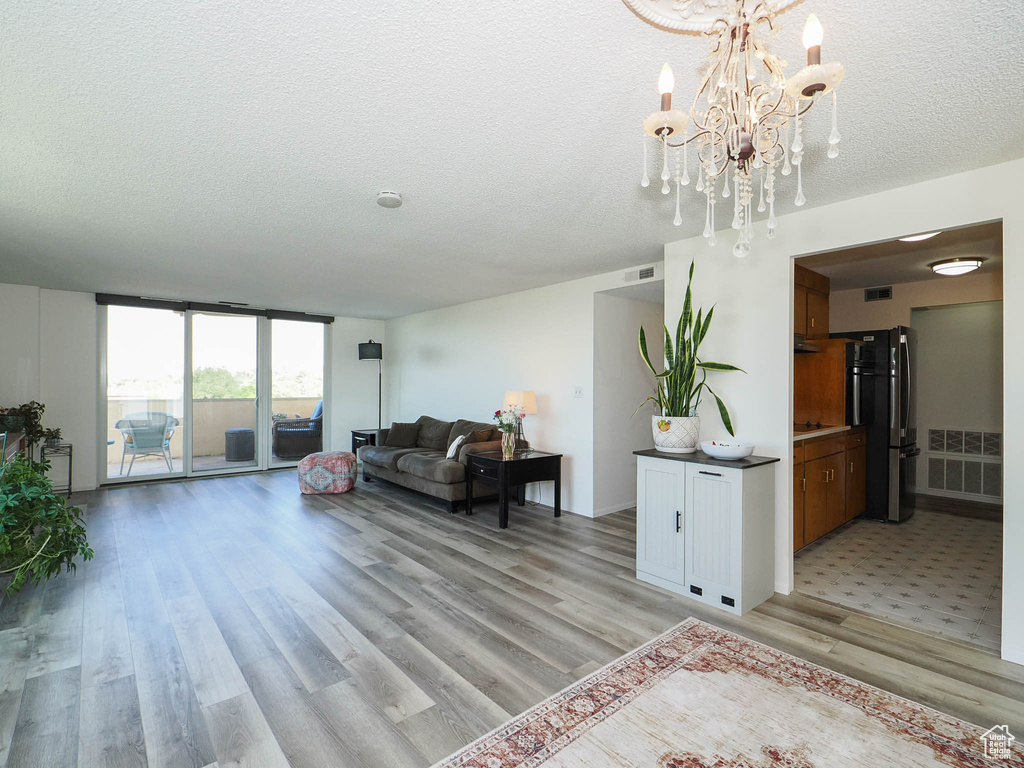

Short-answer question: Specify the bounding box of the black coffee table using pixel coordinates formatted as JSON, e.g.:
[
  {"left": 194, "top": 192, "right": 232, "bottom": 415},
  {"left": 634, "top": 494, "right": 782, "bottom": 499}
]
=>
[{"left": 465, "top": 450, "right": 562, "bottom": 529}]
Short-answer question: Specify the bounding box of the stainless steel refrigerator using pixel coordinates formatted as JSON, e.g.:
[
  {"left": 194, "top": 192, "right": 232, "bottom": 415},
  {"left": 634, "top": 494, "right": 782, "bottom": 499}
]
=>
[{"left": 831, "top": 326, "right": 919, "bottom": 522}]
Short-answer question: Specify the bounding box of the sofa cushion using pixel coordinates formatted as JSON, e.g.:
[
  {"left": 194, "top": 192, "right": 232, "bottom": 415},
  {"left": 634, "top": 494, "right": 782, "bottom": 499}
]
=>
[
  {"left": 447, "top": 419, "right": 497, "bottom": 449},
  {"left": 359, "top": 445, "right": 428, "bottom": 471},
  {"left": 385, "top": 422, "right": 420, "bottom": 448},
  {"left": 415, "top": 415, "right": 455, "bottom": 451},
  {"left": 396, "top": 451, "right": 466, "bottom": 485}
]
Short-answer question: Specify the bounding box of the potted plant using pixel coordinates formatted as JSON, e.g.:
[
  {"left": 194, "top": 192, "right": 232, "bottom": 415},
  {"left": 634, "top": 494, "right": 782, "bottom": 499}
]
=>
[
  {"left": 0, "top": 453, "right": 92, "bottom": 594},
  {"left": 636, "top": 261, "right": 743, "bottom": 453},
  {"left": 0, "top": 402, "right": 46, "bottom": 453},
  {"left": 43, "top": 428, "right": 62, "bottom": 447}
]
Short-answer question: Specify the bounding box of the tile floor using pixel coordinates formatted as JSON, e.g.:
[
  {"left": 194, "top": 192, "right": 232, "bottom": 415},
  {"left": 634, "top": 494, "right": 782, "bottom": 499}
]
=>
[{"left": 794, "top": 510, "right": 1001, "bottom": 652}]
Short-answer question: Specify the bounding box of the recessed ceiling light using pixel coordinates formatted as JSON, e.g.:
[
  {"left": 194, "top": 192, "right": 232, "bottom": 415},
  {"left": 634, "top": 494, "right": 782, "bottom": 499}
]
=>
[
  {"left": 899, "top": 231, "right": 941, "bottom": 242},
  {"left": 377, "top": 191, "right": 403, "bottom": 208},
  {"left": 930, "top": 258, "right": 984, "bottom": 276}
]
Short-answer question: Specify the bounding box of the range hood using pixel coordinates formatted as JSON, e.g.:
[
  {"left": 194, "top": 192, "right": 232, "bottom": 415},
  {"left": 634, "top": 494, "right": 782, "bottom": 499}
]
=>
[{"left": 794, "top": 334, "right": 820, "bottom": 353}]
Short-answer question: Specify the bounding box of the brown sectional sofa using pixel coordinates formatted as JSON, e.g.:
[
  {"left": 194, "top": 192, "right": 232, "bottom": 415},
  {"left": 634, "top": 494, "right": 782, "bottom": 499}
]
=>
[{"left": 357, "top": 415, "right": 507, "bottom": 512}]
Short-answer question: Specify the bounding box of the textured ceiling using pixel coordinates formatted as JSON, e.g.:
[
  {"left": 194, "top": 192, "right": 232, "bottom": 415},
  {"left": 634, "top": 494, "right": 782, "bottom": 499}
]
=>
[
  {"left": 800, "top": 222, "right": 1003, "bottom": 290},
  {"left": 1, "top": 1, "right": 1022, "bottom": 319}
]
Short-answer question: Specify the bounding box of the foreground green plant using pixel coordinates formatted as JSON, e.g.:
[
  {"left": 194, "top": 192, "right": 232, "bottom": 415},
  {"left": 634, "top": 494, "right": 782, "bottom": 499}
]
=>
[
  {"left": 0, "top": 454, "right": 92, "bottom": 594},
  {"left": 636, "top": 260, "right": 744, "bottom": 435}
]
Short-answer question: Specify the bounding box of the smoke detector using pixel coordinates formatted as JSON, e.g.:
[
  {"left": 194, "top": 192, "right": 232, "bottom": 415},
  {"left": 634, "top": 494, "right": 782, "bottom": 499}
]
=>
[{"left": 376, "top": 191, "right": 403, "bottom": 208}]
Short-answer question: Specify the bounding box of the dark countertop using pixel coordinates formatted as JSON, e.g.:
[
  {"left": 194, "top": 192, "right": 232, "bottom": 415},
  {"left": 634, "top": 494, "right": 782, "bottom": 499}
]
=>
[{"left": 633, "top": 448, "right": 781, "bottom": 470}]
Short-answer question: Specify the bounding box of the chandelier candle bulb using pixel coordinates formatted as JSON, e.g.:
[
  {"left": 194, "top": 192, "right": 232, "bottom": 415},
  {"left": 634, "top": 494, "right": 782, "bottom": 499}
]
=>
[
  {"left": 803, "top": 14, "right": 823, "bottom": 65},
  {"left": 659, "top": 63, "right": 675, "bottom": 111}
]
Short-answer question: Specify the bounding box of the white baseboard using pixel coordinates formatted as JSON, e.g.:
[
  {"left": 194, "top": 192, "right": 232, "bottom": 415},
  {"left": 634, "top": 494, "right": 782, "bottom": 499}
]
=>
[{"left": 591, "top": 501, "right": 636, "bottom": 518}]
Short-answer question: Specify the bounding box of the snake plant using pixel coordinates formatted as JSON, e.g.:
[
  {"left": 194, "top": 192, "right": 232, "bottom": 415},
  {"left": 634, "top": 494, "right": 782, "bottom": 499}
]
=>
[{"left": 635, "top": 260, "right": 743, "bottom": 435}]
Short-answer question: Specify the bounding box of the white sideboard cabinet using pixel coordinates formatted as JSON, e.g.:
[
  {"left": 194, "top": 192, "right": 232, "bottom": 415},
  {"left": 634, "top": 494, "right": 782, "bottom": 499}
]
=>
[{"left": 634, "top": 449, "right": 779, "bottom": 615}]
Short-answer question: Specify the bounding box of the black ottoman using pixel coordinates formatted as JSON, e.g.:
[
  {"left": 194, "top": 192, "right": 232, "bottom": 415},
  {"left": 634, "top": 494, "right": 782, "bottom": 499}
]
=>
[{"left": 225, "top": 428, "right": 255, "bottom": 462}]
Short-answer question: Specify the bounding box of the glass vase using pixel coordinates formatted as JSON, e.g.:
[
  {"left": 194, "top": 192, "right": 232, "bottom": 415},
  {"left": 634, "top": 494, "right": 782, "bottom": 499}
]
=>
[{"left": 501, "top": 432, "right": 516, "bottom": 460}]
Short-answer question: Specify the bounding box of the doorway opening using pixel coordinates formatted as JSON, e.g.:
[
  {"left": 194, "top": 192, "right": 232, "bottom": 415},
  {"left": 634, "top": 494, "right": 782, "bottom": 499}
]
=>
[{"left": 790, "top": 222, "right": 1003, "bottom": 652}]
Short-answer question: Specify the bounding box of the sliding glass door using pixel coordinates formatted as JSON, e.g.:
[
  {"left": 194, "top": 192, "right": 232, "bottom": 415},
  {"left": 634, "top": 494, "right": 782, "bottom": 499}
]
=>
[
  {"left": 105, "top": 306, "right": 185, "bottom": 481},
  {"left": 269, "top": 319, "right": 325, "bottom": 467},
  {"left": 102, "top": 301, "right": 329, "bottom": 484},
  {"left": 190, "top": 312, "right": 259, "bottom": 473}
]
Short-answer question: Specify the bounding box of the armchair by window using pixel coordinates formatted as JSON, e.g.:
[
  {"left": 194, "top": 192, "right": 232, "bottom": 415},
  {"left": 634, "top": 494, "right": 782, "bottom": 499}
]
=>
[
  {"left": 272, "top": 400, "right": 323, "bottom": 459},
  {"left": 115, "top": 412, "right": 179, "bottom": 476}
]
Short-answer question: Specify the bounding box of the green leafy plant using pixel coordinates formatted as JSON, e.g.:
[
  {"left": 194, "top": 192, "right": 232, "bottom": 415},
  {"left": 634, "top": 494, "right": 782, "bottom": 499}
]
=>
[
  {"left": 43, "top": 428, "right": 62, "bottom": 444},
  {"left": 0, "top": 401, "right": 46, "bottom": 447},
  {"left": 0, "top": 454, "right": 92, "bottom": 594},
  {"left": 636, "top": 260, "right": 744, "bottom": 435}
]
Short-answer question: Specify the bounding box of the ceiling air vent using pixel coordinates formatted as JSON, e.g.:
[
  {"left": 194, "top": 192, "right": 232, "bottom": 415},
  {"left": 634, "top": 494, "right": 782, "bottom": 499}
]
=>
[
  {"left": 864, "top": 286, "right": 892, "bottom": 302},
  {"left": 626, "top": 266, "right": 657, "bottom": 282}
]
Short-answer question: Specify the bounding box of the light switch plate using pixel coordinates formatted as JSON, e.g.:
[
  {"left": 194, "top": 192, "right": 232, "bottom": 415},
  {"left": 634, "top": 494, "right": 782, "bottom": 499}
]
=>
[{"left": 573, "top": 386, "right": 583, "bottom": 399}]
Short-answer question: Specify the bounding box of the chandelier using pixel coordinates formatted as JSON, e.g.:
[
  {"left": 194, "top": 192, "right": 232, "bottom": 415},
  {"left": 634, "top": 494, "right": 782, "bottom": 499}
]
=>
[{"left": 634, "top": 1, "right": 845, "bottom": 257}]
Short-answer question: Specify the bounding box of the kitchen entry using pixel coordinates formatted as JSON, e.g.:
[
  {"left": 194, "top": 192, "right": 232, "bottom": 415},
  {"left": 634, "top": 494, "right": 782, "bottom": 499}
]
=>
[{"left": 790, "top": 222, "right": 1003, "bottom": 652}]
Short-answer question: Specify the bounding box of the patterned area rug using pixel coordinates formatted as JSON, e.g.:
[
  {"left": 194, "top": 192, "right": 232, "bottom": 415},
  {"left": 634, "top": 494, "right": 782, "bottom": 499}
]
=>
[{"left": 434, "top": 618, "right": 1021, "bottom": 768}]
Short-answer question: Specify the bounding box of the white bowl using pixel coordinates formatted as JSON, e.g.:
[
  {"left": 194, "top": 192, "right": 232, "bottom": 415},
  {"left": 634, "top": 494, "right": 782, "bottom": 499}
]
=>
[{"left": 700, "top": 440, "right": 754, "bottom": 460}]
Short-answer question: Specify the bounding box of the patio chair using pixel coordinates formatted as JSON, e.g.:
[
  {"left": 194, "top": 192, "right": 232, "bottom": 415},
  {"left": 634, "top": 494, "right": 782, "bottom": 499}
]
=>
[
  {"left": 115, "top": 412, "right": 179, "bottom": 476},
  {"left": 272, "top": 400, "right": 323, "bottom": 459}
]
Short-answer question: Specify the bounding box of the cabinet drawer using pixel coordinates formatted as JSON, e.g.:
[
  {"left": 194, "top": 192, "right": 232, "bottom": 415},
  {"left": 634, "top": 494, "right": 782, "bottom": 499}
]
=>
[
  {"left": 469, "top": 461, "right": 498, "bottom": 481},
  {"left": 793, "top": 443, "right": 805, "bottom": 465},
  {"left": 845, "top": 430, "right": 866, "bottom": 449},
  {"left": 804, "top": 436, "right": 845, "bottom": 462}
]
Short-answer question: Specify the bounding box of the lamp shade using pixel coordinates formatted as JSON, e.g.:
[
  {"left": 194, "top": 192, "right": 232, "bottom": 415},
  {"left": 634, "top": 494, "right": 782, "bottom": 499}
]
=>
[
  {"left": 358, "top": 340, "right": 383, "bottom": 360},
  {"left": 504, "top": 390, "right": 538, "bottom": 415}
]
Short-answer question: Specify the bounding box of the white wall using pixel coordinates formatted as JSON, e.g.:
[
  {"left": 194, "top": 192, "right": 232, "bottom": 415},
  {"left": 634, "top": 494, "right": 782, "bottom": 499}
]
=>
[
  {"left": 830, "top": 271, "right": 1002, "bottom": 331},
  {"left": 593, "top": 291, "right": 664, "bottom": 516},
  {"left": 328, "top": 318, "right": 387, "bottom": 454},
  {"left": 0, "top": 285, "right": 98, "bottom": 490},
  {"left": 664, "top": 158, "right": 1024, "bottom": 664},
  {"left": 385, "top": 265, "right": 664, "bottom": 516}
]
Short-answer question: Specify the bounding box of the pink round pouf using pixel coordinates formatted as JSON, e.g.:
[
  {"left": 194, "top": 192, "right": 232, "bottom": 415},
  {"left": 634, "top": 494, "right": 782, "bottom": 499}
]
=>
[{"left": 297, "top": 451, "right": 357, "bottom": 494}]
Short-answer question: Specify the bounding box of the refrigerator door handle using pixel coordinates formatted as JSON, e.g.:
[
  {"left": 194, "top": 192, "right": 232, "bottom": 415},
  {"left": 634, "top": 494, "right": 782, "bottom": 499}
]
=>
[
  {"left": 851, "top": 371, "right": 861, "bottom": 426},
  {"left": 903, "top": 334, "right": 912, "bottom": 438}
]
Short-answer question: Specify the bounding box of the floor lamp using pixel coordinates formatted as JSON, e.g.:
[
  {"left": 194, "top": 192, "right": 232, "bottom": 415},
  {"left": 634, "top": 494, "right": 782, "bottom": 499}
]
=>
[{"left": 359, "top": 340, "right": 383, "bottom": 429}]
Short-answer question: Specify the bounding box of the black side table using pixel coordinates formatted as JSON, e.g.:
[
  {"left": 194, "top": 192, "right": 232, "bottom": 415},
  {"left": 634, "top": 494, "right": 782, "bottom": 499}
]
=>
[
  {"left": 465, "top": 450, "right": 562, "bottom": 529},
  {"left": 41, "top": 442, "right": 73, "bottom": 497},
  {"left": 351, "top": 429, "right": 378, "bottom": 454}
]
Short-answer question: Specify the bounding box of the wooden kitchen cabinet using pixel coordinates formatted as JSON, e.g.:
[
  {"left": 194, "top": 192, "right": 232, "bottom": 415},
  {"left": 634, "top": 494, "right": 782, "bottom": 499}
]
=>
[
  {"left": 845, "top": 444, "right": 867, "bottom": 522},
  {"left": 794, "top": 265, "right": 830, "bottom": 340},
  {"left": 794, "top": 431, "right": 857, "bottom": 551},
  {"left": 794, "top": 285, "right": 808, "bottom": 338},
  {"left": 806, "top": 290, "right": 830, "bottom": 339},
  {"left": 793, "top": 461, "right": 806, "bottom": 551}
]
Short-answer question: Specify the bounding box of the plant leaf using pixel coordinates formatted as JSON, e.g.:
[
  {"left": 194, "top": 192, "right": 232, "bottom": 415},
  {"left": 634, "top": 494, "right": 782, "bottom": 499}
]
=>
[
  {"left": 706, "top": 385, "right": 736, "bottom": 437},
  {"left": 638, "top": 327, "right": 661, "bottom": 377},
  {"left": 663, "top": 325, "right": 674, "bottom": 370},
  {"left": 697, "top": 362, "right": 745, "bottom": 372}
]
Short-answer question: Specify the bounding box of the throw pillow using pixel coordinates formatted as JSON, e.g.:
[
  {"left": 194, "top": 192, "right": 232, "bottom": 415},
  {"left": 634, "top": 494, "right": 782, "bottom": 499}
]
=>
[
  {"left": 385, "top": 422, "right": 420, "bottom": 448},
  {"left": 446, "top": 434, "right": 467, "bottom": 460}
]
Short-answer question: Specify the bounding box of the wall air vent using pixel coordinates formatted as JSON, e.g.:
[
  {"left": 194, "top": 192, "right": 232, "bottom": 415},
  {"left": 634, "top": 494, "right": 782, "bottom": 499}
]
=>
[
  {"left": 625, "top": 265, "right": 658, "bottom": 283},
  {"left": 864, "top": 286, "right": 892, "bottom": 302}
]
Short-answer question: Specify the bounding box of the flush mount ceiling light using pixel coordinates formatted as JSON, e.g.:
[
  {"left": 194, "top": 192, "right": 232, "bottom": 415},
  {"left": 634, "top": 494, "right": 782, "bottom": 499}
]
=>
[
  {"left": 930, "top": 258, "right": 984, "bottom": 276},
  {"left": 630, "top": 0, "right": 846, "bottom": 258},
  {"left": 899, "top": 231, "right": 942, "bottom": 243},
  {"left": 376, "top": 191, "right": 403, "bottom": 208}
]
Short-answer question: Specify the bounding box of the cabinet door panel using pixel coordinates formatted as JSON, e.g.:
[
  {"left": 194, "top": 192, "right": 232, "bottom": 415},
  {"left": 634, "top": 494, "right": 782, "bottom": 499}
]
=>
[
  {"left": 806, "top": 290, "right": 830, "bottom": 339},
  {"left": 846, "top": 445, "right": 867, "bottom": 521},
  {"left": 804, "top": 457, "right": 829, "bottom": 543},
  {"left": 794, "top": 285, "right": 808, "bottom": 338},
  {"left": 826, "top": 451, "right": 847, "bottom": 532},
  {"left": 794, "top": 464, "right": 806, "bottom": 552},
  {"left": 636, "top": 461, "right": 686, "bottom": 584},
  {"left": 684, "top": 467, "right": 739, "bottom": 591}
]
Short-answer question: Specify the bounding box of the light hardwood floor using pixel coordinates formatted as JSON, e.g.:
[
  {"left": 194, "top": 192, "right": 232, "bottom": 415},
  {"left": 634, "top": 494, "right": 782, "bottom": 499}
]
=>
[{"left": 1, "top": 470, "right": 1022, "bottom": 768}]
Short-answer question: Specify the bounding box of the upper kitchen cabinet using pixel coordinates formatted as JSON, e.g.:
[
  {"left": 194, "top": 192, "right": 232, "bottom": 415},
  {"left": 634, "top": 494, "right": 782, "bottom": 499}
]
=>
[{"left": 794, "top": 264, "right": 830, "bottom": 340}]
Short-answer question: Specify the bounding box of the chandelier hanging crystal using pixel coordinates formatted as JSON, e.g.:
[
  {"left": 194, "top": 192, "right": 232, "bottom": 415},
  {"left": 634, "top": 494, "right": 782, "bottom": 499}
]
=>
[{"left": 637, "top": 2, "right": 845, "bottom": 257}]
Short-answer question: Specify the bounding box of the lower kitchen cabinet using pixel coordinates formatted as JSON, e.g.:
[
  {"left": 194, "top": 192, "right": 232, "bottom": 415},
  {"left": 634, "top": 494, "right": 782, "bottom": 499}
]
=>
[
  {"left": 634, "top": 451, "right": 779, "bottom": 616},
  {"left": 846, "top": 444, "right": 867, "bottom": 521},
  {"left": 793, "top": 427, "right": 867, "bottom": 551}
]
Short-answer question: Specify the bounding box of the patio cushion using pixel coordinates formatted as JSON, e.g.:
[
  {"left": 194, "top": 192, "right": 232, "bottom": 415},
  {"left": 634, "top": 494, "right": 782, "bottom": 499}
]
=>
[
  {"left": 415, "top": 415, "right": 455, "bottom": 451},
  {"left": 396, "top": 451, "right": 465, "bottom": 485},
  {"left": 359, "top": 445, "right": 428, "bottom": 471}
]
